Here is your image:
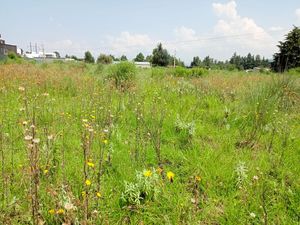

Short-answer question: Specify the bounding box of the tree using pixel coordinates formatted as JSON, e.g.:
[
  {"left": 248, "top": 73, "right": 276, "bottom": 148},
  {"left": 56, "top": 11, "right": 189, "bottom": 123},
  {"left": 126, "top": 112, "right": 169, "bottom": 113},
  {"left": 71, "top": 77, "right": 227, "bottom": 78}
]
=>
[
  {"left": 84, "top": 51, "right": 95, "bottom": 63},
  {"left": 145, "top": 55, "right": 152, "bottom": 62},
  {"left": 271, "top": 26, "right": 300, "bottom": 72},
  {"left": 152, "top": 43, "right": 170, "bottom": 67},
  {"left": 97, "top": 54, "right": 113, "bottom": 64},
  {"left": 54, "top": 51, "right": 60, "bottom": 59},
  {"left": 191, "top": 56, "right": 201, "bottom": 67},
  {"left": 134, "top": 52, "right": 145, "bottom": 62},
  {"left": 120, "top": 55, "right": 128, "bottom": 61},
  {"left": 202, "top": 56, "right": 213, "bottom": 68},
  {"left": 169, "top": 56, "right": 185, "bottom": 67}
]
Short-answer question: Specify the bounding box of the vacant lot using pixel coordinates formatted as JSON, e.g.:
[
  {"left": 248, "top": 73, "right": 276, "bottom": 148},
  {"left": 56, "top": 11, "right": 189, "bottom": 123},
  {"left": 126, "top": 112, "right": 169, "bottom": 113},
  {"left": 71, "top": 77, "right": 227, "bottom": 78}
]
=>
[{"left": 0, "top": 62, "right": 299, "bottom": 224}]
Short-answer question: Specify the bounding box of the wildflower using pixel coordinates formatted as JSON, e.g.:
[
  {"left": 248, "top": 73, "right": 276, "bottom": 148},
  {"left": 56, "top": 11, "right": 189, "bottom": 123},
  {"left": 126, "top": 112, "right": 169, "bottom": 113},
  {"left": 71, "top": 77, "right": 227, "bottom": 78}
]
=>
[
  {"left": 43, "top": 169, "right": 49, "bottom": 175},
  {"left": 81, "top": 191, "right": 86, "bottom": 197},
  {"left": 64, "top": 202, "right": 75, "bottom": 211},
  {"left": 102, "top": 139, "right": 108, "bottom": 145},
  {"left": 24, "top": 135, "right": 33, "bottom": 141},
  {"left": 56, "top": 208, "right": 65, "bottom": 214},
  {"left": 32, "top": 138, "right": 40, "bottom": 144},
  {"left": 167, "top": 171, "right": 175, "bottom": 183},
  {"left": 103, "top": 129, "right": 109, "bottom": 133},
  {"left": 250, "top": 212, "right": 256, "bottom": 218},
  {"left": 96, "top": 192, "right": 102, "bottom": 198},
  {"left": 143, "top": 170, "right": 152, "bottom": 177},
  {"left": 48, "top": 209, "right": 55, "bottom": 214},
  {"left": 47, "top": 135, "right": 53, "bottom": 140},
  {"left": 87, "top": 161, "right": 95, "bottom": 168},
  {"left": 22, "top": 121, "right": 28, "bottom": 126},
  {"left": 18, "top": 86, "right": 25, "bottom": 91},
  {"left": 85, "top": 179, "right": 91, "bottom": 186},
  {"left": 156, "top": 167, "right": 163, "bottom": 174},
  {"left": 253, "top": 175, "right": 259, "bottom": 181},
  {"left": 195, "top": 176, "right": 201, "bottom": 182}
]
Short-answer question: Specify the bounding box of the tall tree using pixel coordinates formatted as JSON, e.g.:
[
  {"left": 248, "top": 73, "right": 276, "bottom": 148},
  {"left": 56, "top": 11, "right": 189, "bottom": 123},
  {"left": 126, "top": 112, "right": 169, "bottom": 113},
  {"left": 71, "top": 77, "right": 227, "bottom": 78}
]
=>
[
  {"left": 151, "top": 43, "right": 170, "bottom": 67},
  {"left": 271, "top": 26, "right": 300, "bottom": 72},
  {"left": 134, "top": 52, "right": 145, "bottom": 62},
  {"left": 191, "top": 56, "right": 201, "bottom": 67},
  {"left": 120, "top": 55, "right": 128, "bottom": 61},
  {"left": 84, "top": 51, "right": 95, "bottom": 63}
]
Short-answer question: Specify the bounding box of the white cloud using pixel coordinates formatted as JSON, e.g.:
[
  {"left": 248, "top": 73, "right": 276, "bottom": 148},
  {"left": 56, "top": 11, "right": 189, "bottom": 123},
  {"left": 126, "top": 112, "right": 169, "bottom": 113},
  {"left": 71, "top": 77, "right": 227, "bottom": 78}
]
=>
[
  {"left": 212, "top": 1, "right": 238, "bottom": 20},
  {"left": 105, "top": 32, "right": 155, "bottom": 57},
  {"left": 212, "top": 0, "right": 276, "bottom": 58},
  {"left": 174, "top": 26, "right": 197, "bottom": 41}
]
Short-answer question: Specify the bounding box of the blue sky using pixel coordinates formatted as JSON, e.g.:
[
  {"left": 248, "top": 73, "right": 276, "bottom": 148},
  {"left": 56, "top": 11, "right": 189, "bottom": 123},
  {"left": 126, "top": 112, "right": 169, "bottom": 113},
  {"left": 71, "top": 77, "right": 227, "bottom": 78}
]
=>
[{"left": 1, "top": 0, "right": 299, "bottom": 62}]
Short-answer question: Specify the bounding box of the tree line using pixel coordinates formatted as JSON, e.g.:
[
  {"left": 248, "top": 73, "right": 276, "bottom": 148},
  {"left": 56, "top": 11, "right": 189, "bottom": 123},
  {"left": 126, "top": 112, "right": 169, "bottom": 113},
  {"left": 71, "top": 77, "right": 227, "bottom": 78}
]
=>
[{"left": 72, "top": 26, "right": 300, "bottom": 72}]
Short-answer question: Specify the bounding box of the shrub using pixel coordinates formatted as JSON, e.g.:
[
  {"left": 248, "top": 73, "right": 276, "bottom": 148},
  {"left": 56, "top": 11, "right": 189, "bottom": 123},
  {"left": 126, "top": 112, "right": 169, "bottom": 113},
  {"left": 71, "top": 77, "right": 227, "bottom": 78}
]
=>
[
  {"left": 97, "top": 54, "right": 113, "bottom": 64},
  {"left": 190, "top": 67, "right": 208, "bottom": 77},
  {"left": 84, "top": 51, "right": 95, "bottom": 63},
  {"left": 172, "top": 67, "right": 208, "bottom": 78},
  {"left": 119, "top": 169, "right": 161, "bottom": 207},
  {"left": 108, "top": 61, "right": 137, "bottom": 88}
]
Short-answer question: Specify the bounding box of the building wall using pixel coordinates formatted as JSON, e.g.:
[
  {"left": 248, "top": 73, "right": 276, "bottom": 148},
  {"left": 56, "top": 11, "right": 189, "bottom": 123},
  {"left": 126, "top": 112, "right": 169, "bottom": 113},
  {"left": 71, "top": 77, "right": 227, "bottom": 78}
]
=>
[{"left": 0, "top": 41, "right": 17, "bottom": 56}]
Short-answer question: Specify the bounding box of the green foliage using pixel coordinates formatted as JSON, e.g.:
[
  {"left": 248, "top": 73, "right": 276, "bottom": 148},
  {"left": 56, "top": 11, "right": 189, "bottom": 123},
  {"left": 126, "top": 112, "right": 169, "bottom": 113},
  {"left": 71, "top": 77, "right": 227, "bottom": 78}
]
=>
[
  {"left": 120, "top": 55, "right": 128, "bottom": 61},
  {"left": 134, "top": 52, "right": 145, "bottom": 62},
  {"left": 97, "top": 54, "right": 113, "bottom": 64},
  {"left": 172, "top": 66, "right": 208, "bottom": 77},
  {"left": 151, "top": 43, "right": 170, "bottom": 67},
  {"left": 191, "top": 56, "right": 201, "bottom": 67},
  {"left": 108, "top": 61, "right": 137, "bottom": 87},
  {"left": 0, "top": 63, "right": 299, "bottom": 224},
  {"left": 120, "top": 169, "right": 161, "bottom": 207},
  {"left": 84, "top": 51, "right": 95, "bottom": 63},
  {"left": 272, "top": 26, "right": 300, "bottom": 72}
]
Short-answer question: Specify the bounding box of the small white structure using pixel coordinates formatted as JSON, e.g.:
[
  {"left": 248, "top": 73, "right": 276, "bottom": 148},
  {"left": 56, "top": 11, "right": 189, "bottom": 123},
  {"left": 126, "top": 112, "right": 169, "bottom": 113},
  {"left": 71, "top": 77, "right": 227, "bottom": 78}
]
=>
[
  {"left": 134, "top": 61, "right": 151, "bottom": 68},
  {"left": 25, "top": 51, "right": 57, "bottom": 59}
]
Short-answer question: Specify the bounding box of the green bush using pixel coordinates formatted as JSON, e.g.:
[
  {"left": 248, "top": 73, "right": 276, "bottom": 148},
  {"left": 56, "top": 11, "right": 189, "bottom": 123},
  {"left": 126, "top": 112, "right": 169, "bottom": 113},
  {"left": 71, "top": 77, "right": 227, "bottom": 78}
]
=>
[
  {"left": 190, "top": 67, "right": 208, "bottom": 77},
  {"left": 119, "top": 169, "right": 161, "bottom": 207},
  {"left": 108, "top": 61, "right": 137, "bottom": 87},
  {"left": 172, "top": 66, "right": 208, "bottom": 77}
]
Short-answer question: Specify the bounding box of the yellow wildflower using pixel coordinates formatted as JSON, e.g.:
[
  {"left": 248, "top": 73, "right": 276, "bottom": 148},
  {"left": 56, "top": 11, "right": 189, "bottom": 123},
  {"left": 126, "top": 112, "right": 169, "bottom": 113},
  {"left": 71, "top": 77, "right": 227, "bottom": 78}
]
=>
[
  {"left": 102, "top": 139, "right": 108, "bottom": 145},
  {"left": 56, "top": 208, "right": 65, "bottom": 214},
  {"left": 81, "top": 191, "right": 86, "bottom": 197},
  {"left": 167, "top": 171, "right": 175, "bottom": 183},
  {"left": 96, "top": 192, "right": 102, "bottom": 198},
  {"left": 43, "top": 169, "right": 49, "bottom": 175},
  {"left": 48, "top": 209, "right": 55, "bottom": 214},
  {"left": 195, "top": 176, "right": 201, "bottom": 182},
  {"left": 87, "top": 161, "right": 95, "bottom": 168},
  {"left": 156, "top": 167, "right": 163, "bottom": 174},
  {"left": 85, "top": 179, "right": 91, "bottom": 186},
  {"left": 143, "top": 170, "right": 152, "bottom": 177}
]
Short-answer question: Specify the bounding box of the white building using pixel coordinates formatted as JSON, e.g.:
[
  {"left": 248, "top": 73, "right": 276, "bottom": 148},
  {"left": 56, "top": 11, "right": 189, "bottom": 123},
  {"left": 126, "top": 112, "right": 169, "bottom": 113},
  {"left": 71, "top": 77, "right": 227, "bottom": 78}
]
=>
[{"left": 134, "top": 61, "right": 151, "bottom": 68}]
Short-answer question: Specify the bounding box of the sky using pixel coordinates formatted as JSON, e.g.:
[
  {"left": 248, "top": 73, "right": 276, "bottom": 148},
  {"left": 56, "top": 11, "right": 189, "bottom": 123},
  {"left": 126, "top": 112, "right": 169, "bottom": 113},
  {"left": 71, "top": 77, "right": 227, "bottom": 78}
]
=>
[{"left": 1, "top": 0, "right": 300, "bottom": 63}]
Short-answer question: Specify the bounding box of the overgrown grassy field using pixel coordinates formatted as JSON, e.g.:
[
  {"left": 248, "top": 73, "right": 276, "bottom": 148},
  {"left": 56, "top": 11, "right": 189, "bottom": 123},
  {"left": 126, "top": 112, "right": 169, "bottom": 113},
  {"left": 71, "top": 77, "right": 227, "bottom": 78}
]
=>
[{"left": 0, "top": 61, "right": 299, "bottom": 224}]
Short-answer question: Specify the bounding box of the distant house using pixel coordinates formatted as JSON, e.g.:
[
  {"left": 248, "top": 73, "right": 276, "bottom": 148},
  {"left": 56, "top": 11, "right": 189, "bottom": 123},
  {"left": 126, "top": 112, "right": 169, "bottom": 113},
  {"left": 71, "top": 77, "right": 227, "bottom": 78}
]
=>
[
  {"left": 25, "top": 51, "right": 57, "bottom": 59},
  {"left": 0, "top": 35, "right": 17, "bottom": 57},
  {"left": 134, "top": 61, "right": 151, "bottom": 68}
]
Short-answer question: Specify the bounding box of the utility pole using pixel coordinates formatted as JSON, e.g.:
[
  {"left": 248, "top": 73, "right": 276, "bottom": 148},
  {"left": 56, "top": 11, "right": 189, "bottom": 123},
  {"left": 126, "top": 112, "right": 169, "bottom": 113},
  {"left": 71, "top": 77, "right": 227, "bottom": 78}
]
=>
[
  {"left": 35, "top": 43, "right": 38, "bottom": 53},
  {"left": 173, "top": 49, "right": 176, "bottom": 68},
  {"left": 30, "top": 42, "right": 32, "bottom": 53}
]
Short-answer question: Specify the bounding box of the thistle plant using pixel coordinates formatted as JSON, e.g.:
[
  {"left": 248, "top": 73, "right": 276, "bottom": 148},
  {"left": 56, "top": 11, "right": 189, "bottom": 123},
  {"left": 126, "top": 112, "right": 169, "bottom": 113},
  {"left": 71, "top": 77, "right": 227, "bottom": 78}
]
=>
[
  {"left": 235, "top": 161, "right": 248, "bottom": 189},
  {"left": 120, "top": 169, "right": 161, "bottom": 207}
]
